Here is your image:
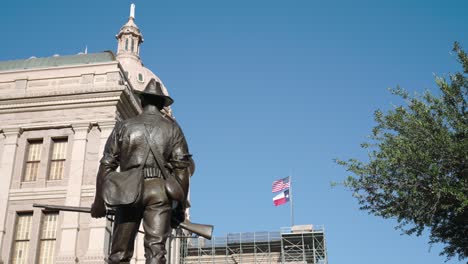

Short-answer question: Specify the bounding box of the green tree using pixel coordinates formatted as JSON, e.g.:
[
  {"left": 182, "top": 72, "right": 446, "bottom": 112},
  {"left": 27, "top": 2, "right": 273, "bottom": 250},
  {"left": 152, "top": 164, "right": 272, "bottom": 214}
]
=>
[{"left": 336, "top": 43, "right": 467, "bottom": 261}]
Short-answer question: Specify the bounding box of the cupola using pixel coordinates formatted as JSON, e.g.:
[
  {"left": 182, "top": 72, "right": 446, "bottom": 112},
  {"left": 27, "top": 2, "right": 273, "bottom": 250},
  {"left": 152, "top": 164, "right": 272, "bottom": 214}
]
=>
[{"left": 116, "top": 3, "right": 143, "bottom": 60}]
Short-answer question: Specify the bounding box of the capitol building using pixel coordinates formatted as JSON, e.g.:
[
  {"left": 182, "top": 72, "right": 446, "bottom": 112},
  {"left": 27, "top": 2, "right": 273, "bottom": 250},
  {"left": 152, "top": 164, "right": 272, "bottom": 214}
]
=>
[{"left": 0, "top": 4, "right": 178, "bottom": 264}]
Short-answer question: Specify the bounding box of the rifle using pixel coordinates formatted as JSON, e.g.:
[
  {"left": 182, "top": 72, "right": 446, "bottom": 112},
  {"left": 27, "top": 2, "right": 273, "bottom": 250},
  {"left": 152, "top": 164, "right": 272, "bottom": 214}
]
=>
[{"left": 33, "top": 203, "right": 213, "bottom": 240}]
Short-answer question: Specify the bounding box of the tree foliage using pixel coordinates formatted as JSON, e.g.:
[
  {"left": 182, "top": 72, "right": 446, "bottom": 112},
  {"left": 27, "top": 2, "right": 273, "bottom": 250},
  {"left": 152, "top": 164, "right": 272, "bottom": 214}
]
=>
[{"left": 336, "top": 43, "right": 467, "bottom": 260}]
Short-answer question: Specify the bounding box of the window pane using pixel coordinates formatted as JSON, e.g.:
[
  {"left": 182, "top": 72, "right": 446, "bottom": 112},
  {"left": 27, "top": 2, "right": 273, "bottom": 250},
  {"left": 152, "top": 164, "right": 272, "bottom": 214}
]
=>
[
  {"left": 12, "top": 214, "right": 33, "bottom": 264},
  {"left": 48, "top": 161, "right": 64, "bottom": 180},
  {"left": 48, "top": 138, "right": 67, "bottom": 180},
  {"left": 38, "top": 213, "right": 58, "bottom": 264},
  {"left": 40, "top": 213, "right": 58, "bottom": 239},
  {"left": 27, "top": 141, "right": 42, "bottom": 161},
  {"left": 38, "top": 240, "right": 55, "bottom": 264},
  {"left": 11, "top": 242, "right": 29, "bottom": 264},
  {"left": 23, "top": 140, "right": 43, "bottom": 182},
  {"left": 51, "top": 139, "right": 67, "bottom": 160},
  {"left": 23, "top": 162, "right": 39, "bottom": 182}
]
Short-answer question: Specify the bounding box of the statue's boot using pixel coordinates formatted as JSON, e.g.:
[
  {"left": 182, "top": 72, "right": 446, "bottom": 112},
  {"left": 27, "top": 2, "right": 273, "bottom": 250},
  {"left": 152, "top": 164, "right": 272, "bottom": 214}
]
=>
[{"left": 144, "top": 244, "right": 166, "bottom": 264}]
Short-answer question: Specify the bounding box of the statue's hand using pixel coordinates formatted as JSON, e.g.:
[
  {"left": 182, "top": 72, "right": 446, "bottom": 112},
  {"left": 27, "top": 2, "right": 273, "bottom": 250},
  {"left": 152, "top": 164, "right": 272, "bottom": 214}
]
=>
[{"left": 91, "top": 201, "right": 106, "bottom": 218}]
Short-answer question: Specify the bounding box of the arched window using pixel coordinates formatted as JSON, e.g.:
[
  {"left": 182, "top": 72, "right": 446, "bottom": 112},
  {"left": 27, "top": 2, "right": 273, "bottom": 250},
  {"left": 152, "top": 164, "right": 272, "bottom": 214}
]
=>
[
  {"left": 138, "top": 73, "right": 144, "bottom": 83},
  {"left": 125, "top": 39, "right": 129, "bottom": 51},
  {"left": 131, "top": 39, "right": 135, "bottom": 52}
]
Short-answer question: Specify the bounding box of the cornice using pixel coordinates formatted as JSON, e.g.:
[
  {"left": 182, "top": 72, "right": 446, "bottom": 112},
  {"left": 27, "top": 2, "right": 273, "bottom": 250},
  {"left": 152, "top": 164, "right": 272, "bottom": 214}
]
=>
[
  {"left": 1, "top": 119, "right": 118, "bottom": 132},
  {"left": 0, "top": 82, "right": 141, "bottom": 115},
  {"left": 0, "top": 95, "right": 122, "bottom": 114},
  {"left": 0, "top": 61, "right": 119, "bottom": 75},
  {"left": 0, "top": 84, "right": 125, "bottom": 101}
]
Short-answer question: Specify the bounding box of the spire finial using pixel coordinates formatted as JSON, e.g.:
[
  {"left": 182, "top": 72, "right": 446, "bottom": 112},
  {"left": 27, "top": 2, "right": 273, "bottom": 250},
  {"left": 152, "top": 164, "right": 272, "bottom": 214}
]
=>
[{"left": 130, "top": 3, "right": 135, "bottom": 19}]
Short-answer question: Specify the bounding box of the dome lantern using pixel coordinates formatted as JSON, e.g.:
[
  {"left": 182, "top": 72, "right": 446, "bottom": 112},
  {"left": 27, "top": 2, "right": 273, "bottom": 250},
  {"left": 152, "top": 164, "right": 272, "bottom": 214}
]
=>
[{"left": 116, "top": 3, "right": 143, "bottom": 60}]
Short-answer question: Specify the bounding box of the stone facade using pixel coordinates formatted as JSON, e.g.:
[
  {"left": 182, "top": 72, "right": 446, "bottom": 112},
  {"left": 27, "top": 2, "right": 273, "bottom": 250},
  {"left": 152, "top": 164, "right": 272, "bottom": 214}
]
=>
[{"left": 0, "top": 54, "right": 143, "bottom": 263}]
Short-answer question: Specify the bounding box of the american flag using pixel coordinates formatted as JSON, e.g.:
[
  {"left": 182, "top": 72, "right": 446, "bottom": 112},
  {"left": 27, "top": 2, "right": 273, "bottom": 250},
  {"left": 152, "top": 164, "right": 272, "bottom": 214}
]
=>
[{"left": 272, "top": 176, "right": 290, "bottom": 193}]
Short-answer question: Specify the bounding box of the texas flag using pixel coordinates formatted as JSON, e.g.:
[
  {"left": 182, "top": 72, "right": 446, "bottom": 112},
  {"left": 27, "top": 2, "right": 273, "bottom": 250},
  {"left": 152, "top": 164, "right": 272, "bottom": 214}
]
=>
[{"left": 273, "top": 189, "right": 290, "bottom": 206}]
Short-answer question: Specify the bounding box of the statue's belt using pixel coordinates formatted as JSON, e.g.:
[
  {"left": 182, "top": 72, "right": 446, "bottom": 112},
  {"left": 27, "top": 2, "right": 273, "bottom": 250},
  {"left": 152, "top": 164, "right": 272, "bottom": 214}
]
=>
[{"left": 143, "top": 167, "right": 163, "bottom": 179}]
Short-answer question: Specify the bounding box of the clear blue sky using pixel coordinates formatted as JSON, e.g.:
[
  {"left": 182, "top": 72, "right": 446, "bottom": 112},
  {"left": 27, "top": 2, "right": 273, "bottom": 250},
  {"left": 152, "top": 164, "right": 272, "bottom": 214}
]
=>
[{"left": 2, "top": 1, "right": 467, "bottom": 263}]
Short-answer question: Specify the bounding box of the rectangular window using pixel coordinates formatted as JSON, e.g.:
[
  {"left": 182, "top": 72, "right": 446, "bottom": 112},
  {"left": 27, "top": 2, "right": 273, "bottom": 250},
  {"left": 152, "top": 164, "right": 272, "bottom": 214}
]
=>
[
  {"left": 11, "top": 213, "right": 33, "bottom": 264},
  {"left": 48, "top": 138, "right": 67, "bottom": 180},
  {"left": 38, "top": 212, "right": 59, "bottom": 264},
  {"left": 23, "top": 140, "right": 43, "bottom": 182}
]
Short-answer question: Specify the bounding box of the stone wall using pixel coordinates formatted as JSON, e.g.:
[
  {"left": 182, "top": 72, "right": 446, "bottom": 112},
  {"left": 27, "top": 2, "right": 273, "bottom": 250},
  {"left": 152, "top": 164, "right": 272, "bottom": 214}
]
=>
[{"left": 0, "top": 61, "right": 141, "bottom": 264}]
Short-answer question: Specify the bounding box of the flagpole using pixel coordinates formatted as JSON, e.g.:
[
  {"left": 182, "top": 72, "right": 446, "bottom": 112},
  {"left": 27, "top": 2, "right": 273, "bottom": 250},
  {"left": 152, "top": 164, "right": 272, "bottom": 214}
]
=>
[{"left": 290, "top": 174, "right": 294, "bottom": 227}]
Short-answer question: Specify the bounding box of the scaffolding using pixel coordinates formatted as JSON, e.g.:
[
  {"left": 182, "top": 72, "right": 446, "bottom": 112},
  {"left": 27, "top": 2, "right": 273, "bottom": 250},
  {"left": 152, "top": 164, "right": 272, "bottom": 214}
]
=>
[{"left": 178, "top": 224, "right": 327, "bottom": 264}]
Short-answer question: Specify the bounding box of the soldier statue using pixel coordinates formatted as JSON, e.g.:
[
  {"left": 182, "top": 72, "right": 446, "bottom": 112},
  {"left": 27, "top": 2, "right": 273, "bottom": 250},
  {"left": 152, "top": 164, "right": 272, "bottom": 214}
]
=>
[{"left": 91, "top": 79, "right": 192, "bottom": 264}]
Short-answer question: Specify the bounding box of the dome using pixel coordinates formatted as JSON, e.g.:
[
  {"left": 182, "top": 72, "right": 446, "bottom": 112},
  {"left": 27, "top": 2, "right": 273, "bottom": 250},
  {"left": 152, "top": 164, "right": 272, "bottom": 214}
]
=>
[{"left": 119, "top": 59, "right": 169, "bottom": 95}]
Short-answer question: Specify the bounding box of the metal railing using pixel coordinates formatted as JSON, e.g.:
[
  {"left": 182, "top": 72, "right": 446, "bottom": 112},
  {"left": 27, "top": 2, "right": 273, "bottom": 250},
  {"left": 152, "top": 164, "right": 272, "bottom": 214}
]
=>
[{"left": 178, "top": 226, "right": 327, "bottom": 264}]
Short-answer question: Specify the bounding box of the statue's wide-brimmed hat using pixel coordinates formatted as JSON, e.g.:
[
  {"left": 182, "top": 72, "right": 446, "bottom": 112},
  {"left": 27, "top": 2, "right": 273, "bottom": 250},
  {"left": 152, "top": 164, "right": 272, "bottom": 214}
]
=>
[{"left": 134, "top": 79, "right": 174, "bottom": 107}]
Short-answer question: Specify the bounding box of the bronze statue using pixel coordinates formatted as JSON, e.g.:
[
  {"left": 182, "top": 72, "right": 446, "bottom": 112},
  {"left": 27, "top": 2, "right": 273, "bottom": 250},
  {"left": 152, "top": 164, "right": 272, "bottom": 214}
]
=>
[{"left": 91, "top": 79, "right": 193, "bottom": 264}]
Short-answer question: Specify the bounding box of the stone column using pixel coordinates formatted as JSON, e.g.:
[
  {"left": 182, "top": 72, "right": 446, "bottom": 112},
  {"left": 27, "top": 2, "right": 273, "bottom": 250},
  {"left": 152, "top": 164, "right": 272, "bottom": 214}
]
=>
[
  {"left": 82, "top": 121, "right": 115, "bottom": 264},
  {"left": 0, "top": 128, "right": 21, "bottom": 264},
  {"left": 56, "top": 123, "right": 90, "bottom": 264}
]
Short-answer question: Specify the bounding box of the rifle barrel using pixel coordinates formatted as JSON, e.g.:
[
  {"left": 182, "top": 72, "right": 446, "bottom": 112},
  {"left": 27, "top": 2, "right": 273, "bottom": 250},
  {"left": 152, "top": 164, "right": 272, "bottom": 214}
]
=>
[
  {"left": 33, "top": 204, "right": 213, "bottom": 240},
  {"left": 33, "top": 203, "right": 91, "bottom": 213}
]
